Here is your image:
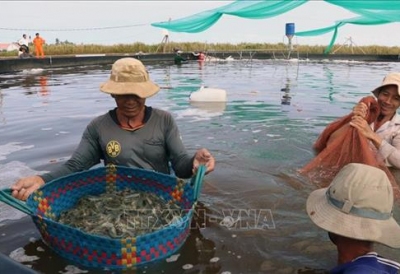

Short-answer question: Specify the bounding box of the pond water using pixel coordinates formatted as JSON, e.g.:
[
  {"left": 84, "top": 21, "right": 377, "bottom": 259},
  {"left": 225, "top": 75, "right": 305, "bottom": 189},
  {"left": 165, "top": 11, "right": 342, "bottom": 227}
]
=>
[{"left": 0, "top": 58, "right": 400, "bottom": 274}]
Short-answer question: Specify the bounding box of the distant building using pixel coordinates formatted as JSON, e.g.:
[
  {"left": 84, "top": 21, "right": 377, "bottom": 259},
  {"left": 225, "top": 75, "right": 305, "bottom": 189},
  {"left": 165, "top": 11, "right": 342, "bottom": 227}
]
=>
[{"left": 0, "top": 43, "right": 19, "bottom": 52}]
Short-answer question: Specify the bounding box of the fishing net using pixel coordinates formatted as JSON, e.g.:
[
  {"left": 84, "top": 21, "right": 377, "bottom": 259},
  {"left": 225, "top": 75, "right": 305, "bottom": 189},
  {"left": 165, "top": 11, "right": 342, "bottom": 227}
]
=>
[{"left": 299, "top": 96, "right": 400, "bottom": 198}]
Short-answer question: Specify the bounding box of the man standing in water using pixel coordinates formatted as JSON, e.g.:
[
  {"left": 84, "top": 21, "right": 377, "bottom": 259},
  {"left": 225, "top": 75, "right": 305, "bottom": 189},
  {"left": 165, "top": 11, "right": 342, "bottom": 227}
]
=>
[
  {"left": 174, "top": 50, "right": 186, "bottom": 65},
  {"left": 306, "top": 163, "right": 400, "bottom": 273},
  {"left": 11, "top": 57, "right": 215, "bottom": 200}
]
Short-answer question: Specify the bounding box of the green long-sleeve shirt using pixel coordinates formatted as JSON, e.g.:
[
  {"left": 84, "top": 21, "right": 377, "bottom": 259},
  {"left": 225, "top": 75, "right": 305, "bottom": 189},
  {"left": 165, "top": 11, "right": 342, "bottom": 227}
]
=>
[
  {"left": 174, "top": 54, "right": 186, "bottom": 65},
  {"left": 40, "top": 107, "right": 194, "bottom": 182}
]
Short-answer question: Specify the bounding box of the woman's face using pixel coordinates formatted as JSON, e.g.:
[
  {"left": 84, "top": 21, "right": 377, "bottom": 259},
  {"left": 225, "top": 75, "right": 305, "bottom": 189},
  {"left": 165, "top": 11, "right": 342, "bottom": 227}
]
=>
[{"left": 377, "top": 85, "right": 400, "bottom": 117}]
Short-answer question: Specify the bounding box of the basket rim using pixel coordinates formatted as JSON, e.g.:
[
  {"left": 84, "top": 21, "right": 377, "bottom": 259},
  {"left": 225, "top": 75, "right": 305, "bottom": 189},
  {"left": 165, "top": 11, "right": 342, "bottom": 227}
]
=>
[{"left": 39, "top": 165, "right": 178, "bottom": 187}]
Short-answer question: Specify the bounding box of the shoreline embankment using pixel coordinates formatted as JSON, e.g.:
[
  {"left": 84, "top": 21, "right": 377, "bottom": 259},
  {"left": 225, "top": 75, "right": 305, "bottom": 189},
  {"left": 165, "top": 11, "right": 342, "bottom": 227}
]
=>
[{"left": 1, "top": 51, "right": 399, "bottom": 74}]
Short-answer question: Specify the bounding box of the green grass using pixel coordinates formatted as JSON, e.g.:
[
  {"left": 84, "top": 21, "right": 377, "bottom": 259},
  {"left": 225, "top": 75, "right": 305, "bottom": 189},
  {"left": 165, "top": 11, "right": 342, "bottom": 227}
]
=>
[{"left": 1, "top": 42, "right": 400, "bottom": 57}]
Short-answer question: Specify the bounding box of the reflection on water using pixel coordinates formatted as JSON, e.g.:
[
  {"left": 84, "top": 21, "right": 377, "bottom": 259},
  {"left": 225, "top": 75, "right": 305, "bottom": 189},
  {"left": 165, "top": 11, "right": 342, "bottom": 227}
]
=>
[
  {"left": 1, "top": 60, "right": 400, "bottom": 273},
  {"left": 0, "top": 90, "right": 4, "bottom": 125},
  {"left": 281, "top": 78, "right": 292, "bottom": 106},
  {"left": 39, "top": 76, "right": 49, "bottom": 96},
  {"left": 322, "top": 64, "right": 335, "bottom": 102},
  {"left": 8, "top": 71, "right": 50, "bottom": 97}
]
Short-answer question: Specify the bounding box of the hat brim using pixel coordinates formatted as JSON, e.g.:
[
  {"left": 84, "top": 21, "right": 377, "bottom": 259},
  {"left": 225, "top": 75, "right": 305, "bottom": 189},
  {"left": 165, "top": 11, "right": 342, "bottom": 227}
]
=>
[
  {"left": 306, "top": 188, "right": 400, "bottom": 248},
  {"left": 100, "top": 80, "right": 160, "bottom": 98},
  {"left": 371, "top": 83, "right": 400, "bottom": 97}
]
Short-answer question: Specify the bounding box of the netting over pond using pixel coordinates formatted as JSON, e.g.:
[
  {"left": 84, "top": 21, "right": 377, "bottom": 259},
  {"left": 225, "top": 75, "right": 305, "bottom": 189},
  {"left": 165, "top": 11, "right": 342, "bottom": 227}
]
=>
[{"left": 152, "top": 0, "right": 400, "bottom": 53}]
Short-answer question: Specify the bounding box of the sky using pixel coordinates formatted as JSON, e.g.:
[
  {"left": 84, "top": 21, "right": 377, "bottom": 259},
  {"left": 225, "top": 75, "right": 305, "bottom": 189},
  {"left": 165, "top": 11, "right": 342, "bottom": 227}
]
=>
[{"left": 1, "top": 1, "right": 399, "bottom": 47}]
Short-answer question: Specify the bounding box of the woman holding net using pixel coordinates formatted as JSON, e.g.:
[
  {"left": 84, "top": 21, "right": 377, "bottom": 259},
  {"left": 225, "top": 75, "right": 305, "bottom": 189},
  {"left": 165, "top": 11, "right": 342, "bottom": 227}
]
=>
[{"left": 300, "top": 72, "right": 400, "bottom": 197}]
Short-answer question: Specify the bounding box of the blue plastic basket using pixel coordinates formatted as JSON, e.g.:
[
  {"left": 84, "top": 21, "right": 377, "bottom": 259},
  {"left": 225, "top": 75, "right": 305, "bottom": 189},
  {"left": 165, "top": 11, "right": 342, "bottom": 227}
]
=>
[{"left": 0, "top": 165, "right": 206, "bottom": 269}]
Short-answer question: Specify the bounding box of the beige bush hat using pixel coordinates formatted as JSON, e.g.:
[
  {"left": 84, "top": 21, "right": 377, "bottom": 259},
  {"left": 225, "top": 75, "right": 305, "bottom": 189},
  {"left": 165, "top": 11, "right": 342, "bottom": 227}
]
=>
[
  {"left": 306, "top": 163, "right": 400, "bottom": 248},
  {"left": 371, "top": 72, "right": 400, "bottom": 97},
  {"left": 100, "top": 58, "right": 160, "bottom": 98}
]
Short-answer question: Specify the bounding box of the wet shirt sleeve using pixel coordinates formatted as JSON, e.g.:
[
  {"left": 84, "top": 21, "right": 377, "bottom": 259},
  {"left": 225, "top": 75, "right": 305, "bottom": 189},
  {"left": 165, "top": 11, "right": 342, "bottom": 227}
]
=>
[
  {"left": 375, "top": 116, "right": 400, "bottom": 169},
  {"left": 40, "top": 120, "right": 103, "bottom": 183},
  {"left": 163, "top": 112, "right": 194, "bottom": 178},
  {"left": 379, "top": 137, "right": 400, "bottom": 168}
]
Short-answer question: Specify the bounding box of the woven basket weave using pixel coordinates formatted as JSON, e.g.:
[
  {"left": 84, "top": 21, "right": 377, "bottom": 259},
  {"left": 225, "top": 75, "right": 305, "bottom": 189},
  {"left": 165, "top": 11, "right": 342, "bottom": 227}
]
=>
[{"left": 13, "top": 165, "right": 203, "bottom": 269}]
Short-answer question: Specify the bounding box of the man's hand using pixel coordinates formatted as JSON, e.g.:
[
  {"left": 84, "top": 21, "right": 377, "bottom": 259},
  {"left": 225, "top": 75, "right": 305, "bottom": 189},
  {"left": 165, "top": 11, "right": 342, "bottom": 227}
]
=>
[
  {"left": 11, "top": 175, "right": 45, "bottom": 201},
  {"left": 193, "top": 148, "right": 215, "bottom": 175}
]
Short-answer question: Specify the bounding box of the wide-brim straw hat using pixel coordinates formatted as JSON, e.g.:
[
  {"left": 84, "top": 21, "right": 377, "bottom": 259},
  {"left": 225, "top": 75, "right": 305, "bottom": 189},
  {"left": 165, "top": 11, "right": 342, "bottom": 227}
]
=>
[
  {"left": 371, "top": 72, "right": 400, "bottom": 97},
  {"left": 306, "top": 163, "right": 400, "bottom": 248},
  {"left": 100, "top": 58, "right": 160, "bottom": 98}
]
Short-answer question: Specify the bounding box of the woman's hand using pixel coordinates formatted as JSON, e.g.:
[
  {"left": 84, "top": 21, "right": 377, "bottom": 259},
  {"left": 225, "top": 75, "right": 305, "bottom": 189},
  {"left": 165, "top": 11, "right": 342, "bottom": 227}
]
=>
[
  {"left": 11, "top": 175, "right": 45, "bottom": 201},
  {"left": 352, "top": 102, "right": 369, "bottom": 118},
  {"left": 193, "top": 148, "right": 215, "bottom": 175},
  {"left": 350, "top": 116, "right": 382, "bottom": 148}
]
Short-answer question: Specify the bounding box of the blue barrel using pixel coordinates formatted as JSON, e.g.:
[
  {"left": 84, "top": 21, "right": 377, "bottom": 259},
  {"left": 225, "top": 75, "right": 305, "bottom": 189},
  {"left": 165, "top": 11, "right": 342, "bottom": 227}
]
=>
[{"left": 285, "top": 23, "right": 295, "bottom": 37}]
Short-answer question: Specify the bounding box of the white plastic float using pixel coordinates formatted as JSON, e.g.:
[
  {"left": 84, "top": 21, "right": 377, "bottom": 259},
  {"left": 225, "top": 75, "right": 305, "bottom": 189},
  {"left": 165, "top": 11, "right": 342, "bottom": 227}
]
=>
[
  {"left": 205, "top": 55, "right": 235, "bottom": 62},
  {"left": 189, "top": 86, "right": 227, "bottom": 102},
  {"left": 21, "top": 68, "right": 44, "bottom": 75},
  {"left": 189, "top": 101, "right": 227, "bottom": 114}
]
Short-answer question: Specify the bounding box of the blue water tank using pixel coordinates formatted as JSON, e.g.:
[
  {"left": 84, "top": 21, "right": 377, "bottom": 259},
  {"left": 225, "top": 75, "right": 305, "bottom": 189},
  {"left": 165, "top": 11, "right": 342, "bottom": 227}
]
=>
[{"left": 285, "top": 23, "right": 295, "bottom": 37}]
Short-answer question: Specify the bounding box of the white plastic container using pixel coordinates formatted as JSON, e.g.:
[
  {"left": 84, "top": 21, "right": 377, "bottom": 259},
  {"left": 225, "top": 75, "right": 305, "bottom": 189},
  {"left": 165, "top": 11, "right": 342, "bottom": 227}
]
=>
[{"left": 189, "top": 86, "right": 227, "bottom": 102}]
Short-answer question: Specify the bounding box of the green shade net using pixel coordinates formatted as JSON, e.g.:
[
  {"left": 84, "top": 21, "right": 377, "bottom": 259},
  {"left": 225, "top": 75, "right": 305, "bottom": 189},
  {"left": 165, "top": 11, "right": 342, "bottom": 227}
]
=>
[
  {"left": 151, "top": 0, "right": 400, "bottom": 54},
  {"left": 296, "top": 16, "right": 390, "bottom": 54},
  {"left": 151, "top": 0, "right": 308, "bottom": 33}
]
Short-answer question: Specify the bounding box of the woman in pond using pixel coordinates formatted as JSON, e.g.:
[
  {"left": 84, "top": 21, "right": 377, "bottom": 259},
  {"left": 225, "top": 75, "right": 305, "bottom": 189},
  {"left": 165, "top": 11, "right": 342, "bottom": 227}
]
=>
[{"left": 351, "top": 72, "right": 400, "bottom": 169}]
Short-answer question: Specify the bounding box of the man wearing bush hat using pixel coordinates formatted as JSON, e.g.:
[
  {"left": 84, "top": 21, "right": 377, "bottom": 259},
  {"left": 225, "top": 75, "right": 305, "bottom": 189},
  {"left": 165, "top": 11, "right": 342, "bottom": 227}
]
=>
[
  {"left": 11, "top": 57, "right": 215, "bottom": 200},
  {"left": 306, "top": 163, "right": 400, "bottom": 273}
]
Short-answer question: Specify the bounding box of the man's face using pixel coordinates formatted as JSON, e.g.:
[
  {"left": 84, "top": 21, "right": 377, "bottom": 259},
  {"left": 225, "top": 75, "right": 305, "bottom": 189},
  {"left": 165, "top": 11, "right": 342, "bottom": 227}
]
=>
[{"left": 113, "top": 94, "right": 146, "bottom": 118}]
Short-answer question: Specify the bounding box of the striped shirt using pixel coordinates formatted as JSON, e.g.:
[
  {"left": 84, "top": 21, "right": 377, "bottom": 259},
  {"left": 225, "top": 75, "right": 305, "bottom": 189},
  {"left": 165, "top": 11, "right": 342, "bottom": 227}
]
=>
[{"left": 330, "top": 252, "right": 400, "bottom": 274}]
